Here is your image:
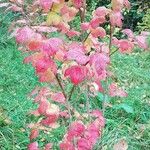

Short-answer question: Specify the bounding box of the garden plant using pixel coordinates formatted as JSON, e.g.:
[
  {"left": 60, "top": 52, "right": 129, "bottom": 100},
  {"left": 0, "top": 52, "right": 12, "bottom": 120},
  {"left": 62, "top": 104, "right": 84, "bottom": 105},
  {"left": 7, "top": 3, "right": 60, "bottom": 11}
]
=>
[{"left": 0, "top": 0, "right": 150, "bottom": 149}]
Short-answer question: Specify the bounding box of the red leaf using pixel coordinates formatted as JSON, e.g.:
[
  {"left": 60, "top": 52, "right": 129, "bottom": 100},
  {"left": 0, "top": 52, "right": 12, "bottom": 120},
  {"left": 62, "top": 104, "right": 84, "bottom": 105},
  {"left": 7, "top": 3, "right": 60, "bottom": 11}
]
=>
[
  {"left": 38, "top": 98, "right": 49, "bottom": 115},
  {"left": 41, "top": 115, "right": 58, "bottom": 126},
  {"left": 30, "top": 129, "right": 39, "bottom": 141},
  {"left": 77, "top": 138, "right": 91, "bottom": 150},
  {"left": 67, "top": 122, "right": 85, "bottom": 140},
  {"left": 65, "top": 65, "right": 88, "bottom": 85},
  {"left": 35, "top": 57, "right": 57, "bottom": 74},
  {"left": 28, "top": 40, "right": 42, "bottom": 51}
]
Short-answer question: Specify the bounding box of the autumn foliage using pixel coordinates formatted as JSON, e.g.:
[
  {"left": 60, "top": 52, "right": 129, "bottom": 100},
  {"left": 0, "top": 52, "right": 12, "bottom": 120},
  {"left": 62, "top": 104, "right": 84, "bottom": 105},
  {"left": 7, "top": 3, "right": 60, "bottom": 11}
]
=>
[{"left": 2, "top": 0, "right": 149, "bottom": 149}]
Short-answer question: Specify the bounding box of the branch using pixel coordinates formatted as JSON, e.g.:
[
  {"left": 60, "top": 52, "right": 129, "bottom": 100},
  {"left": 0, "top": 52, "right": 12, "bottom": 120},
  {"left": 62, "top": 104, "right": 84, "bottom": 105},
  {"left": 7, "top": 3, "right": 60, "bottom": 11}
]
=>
[
  {"left": 109, "top": 24, "right": 113, "bottom": 51},
  {"left": 55, "top": 74, "right": 72, "bottom": 123},
  {"left": 68, "top": 85, "right": 75, "bottom": 101},
  {"left": 110, "top": 48, "right": 118, "bottom": 56},
  {"left": 55, "top": 74, "right": 67, "bottom": 98}
]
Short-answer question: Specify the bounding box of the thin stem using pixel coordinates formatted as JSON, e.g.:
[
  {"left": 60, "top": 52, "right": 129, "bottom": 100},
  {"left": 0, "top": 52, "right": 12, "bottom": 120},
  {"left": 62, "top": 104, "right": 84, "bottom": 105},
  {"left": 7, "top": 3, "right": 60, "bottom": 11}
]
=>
[
  {"left": 102, "top": 24, "right": 113, "bottom": 115},
  {"left": 68, "top": 85, "right": 75, "bottom": 101},
  {"left": 83, "top": 31, "right": 91, "bottom": 43},
  {"left": 110, "top": 48, "right": 118, "bottom": 56},
  {"left": 109, "top": 24, "right": 113, "bottom": 52},
  {"left": 55, "top": 74, "right": 67, "bottom": 98},
  {"left": 79, "top": 0, "right": 87, "bottom": 41},
  {"left": 86, "top": 85, "right": 91, "bottom": 122},
  {"left": 55, "top": 74, "right": 72, "bottom": 123}
]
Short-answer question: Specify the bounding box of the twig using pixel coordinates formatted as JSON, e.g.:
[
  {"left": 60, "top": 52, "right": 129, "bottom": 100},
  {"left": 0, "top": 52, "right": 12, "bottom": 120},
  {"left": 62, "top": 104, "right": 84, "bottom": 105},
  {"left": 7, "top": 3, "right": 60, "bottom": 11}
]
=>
[
  {"left": 110, "top": 48, "right": 118, "bottom": 56},
  {"left": 83, "top": 31, "right": 91, "bottom": 43},
  {"left": 102, "top": 24, "right": 113, "bottom": 115},
  {"left": 86, "top": 85, "right": 91, "bottom": 122},
  {"left": 109, "top": 24, "right": 113, "bottom": 52},
  {"left": 55, "top": 74, "right": 67, "bottom": 98},
  {"left": 55, "top": 74, "right": 72, "bottom": 123},
  {"left": 68, "top": 85, "right": 75, "bottom": 101}
]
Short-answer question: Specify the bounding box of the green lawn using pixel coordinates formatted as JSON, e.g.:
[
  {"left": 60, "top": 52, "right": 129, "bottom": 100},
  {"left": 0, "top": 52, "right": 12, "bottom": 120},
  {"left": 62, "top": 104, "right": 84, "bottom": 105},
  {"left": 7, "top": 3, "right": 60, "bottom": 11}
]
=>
[{"left": 0, "top": 12, "right": 150, "bottom": 150}]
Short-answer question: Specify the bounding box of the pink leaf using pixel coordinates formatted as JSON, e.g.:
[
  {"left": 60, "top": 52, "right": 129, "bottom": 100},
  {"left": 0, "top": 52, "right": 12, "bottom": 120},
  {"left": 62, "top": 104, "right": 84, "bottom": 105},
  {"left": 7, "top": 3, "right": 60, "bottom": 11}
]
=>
[
  {"left": 90, "top": 53, "right": 110, "bottom": 79},
  {"left": 38, "top": 99, "right": 49, "bottom": 115},
  {"left": 44, "top": 143, "right": 53, "bottom": 150},
  {"left": 66, "top": 30, "right": 80, "bottom": 37},
  {"left": 51, "top": 92, "right": 66, "bottom": 104},
  {"left": 122, "top": 29, "right": 134, "bottom": 39},
  {"left": 65, "top": 42, "right": 89, "bottom": 65},
  {"left": 81, "top": 22, "right": 90, "bottom": 31},
  {"left": 72, "top": 0, "right": 83, "bottom": 9},
  {"left": 28, "top": 40, "right": 42, "bottom": 51},
  {"left": 91, "top": 110, "right": 105, "bottom": 127},
  {"left": 28, "top": 142, "right": 39, "bottom": 150},
  {"left": 10, "top": 4, "right": 23, "bottom": 12},
  {"left": 109, "top": 83, "right": 127, "bottom": 97},
  {"left": 35, "top": 57, "right": 57, "bottom": 74},
  {"left": 32, "top": 26, "right": 57, "bottom": 33},
  {"left": 118, "top": 39, "right": 134, "bottom": 53},
  {"left": 110, "top": 11, "right": 123, "bottom": 27},
  {"left": 91, "top": 27, "right": 106, "bottom": 38},
  {"left": 67, "top": 122, "right": 85, "bottom": 139},
  {"left": 136, "top": 35, "right": 149, "bottom": 50},
  {"left": 90, "top": 17, "right": 106, "bottom": 29},
  {"left": 39, "top": 0, "right": 53, "bottom": 12},
  {"left": 16, "top": 26, "right": 34, "bottom": 44},
  {"left": 65, "top": 65, "right": 88, "bottom": 85},
  {"left": 77, "top": 138, "right": 91, "bottom": 150},
  {"left": 40, "top": 38, "right": 63, "bottom": 56},
  {"left": 60, "top": 142, "right": 75, "bottom": 150},
  {"left": 94, "top": 6, "right": 110, "bottom": 17},
  {"left": 124, "top": 0, "right": 131, "bottom": 9}
]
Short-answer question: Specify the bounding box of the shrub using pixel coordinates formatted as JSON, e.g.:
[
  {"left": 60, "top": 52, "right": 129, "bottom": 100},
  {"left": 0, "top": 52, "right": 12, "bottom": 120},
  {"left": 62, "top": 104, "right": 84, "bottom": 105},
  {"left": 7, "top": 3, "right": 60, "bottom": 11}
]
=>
[{"left": 1, "top": 0, "right": 149, "bottom": 149}]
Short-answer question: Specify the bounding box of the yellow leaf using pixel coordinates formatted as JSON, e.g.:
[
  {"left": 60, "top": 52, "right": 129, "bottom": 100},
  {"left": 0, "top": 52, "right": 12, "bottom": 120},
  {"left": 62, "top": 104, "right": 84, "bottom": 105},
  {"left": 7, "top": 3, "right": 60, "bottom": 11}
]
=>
[
  {"left": 84, "top": 37, "right": 93, "bottom": 52},
  {"left": 51, "top": 0, "right": 64, "bottom": 13},
  {"left": 47, "top": 11, "right": 62, "bottom": 26}
]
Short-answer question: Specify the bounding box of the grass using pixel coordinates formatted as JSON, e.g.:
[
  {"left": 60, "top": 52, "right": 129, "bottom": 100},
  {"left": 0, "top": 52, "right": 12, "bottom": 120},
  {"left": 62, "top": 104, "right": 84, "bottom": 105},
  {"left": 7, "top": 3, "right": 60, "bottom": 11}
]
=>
[{"left": 0, "top": 12, "right": 150, "bottom": 150}]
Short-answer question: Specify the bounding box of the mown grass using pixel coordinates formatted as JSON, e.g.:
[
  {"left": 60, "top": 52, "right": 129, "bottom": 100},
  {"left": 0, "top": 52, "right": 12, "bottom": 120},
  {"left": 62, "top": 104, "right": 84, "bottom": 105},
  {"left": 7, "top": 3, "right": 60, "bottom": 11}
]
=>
[{"left": 0, "top": 11, "right": 150, "bottom": 150}]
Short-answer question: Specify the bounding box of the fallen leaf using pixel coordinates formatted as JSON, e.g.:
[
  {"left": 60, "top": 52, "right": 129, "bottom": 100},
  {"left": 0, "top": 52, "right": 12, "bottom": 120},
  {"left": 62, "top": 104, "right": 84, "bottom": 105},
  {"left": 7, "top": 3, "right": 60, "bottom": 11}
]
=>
[{"left": 113, "top": 139, "right": 128, "bottom": 150}]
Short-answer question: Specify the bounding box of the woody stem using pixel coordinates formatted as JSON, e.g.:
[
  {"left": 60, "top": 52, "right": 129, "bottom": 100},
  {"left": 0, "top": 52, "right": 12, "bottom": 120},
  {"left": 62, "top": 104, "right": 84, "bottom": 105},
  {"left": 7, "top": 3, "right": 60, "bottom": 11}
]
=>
[{"left": 55, "top": 74, "right": 72, "bottom": 123}]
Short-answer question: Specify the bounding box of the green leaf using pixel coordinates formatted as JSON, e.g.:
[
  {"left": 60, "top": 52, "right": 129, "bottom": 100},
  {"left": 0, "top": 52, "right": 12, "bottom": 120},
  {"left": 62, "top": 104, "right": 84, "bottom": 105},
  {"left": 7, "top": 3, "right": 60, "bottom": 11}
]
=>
[
  {"left": 97, "top": 93, "right": 110, "bottom": 102},
  {"left": 113, "top": 103, "right": 134, "bottom": 113}
]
